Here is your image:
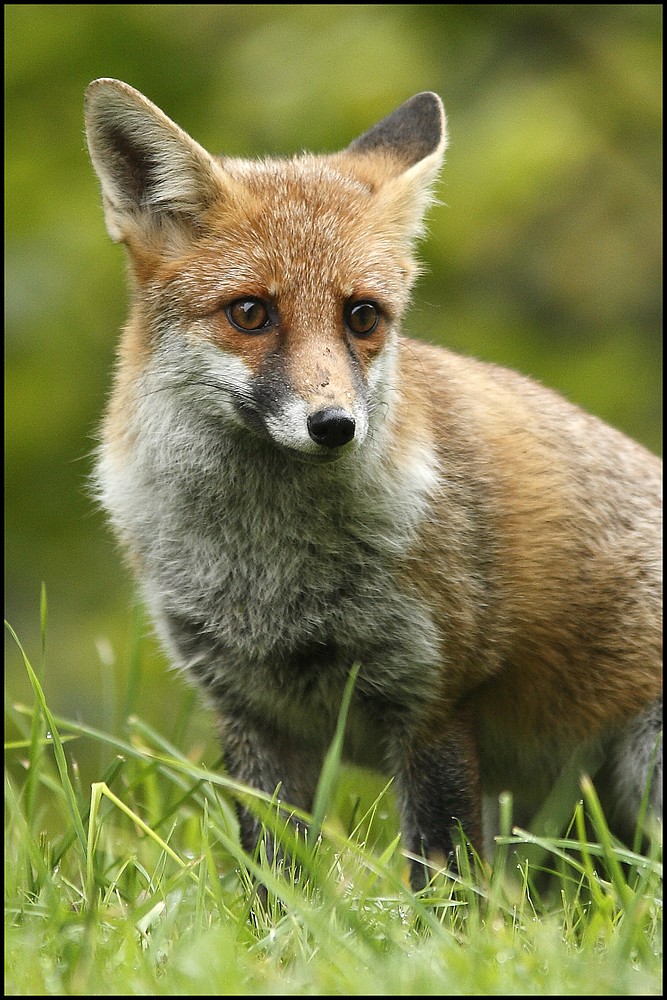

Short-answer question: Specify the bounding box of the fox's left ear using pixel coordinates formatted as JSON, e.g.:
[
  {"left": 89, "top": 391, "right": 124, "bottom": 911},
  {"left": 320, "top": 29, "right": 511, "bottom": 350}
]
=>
[{"left": 347, "top": 92, "right": 447, "bottom": 238}]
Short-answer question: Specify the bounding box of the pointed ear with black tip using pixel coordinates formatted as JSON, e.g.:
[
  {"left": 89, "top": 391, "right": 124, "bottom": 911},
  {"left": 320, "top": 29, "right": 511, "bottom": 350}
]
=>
[
  {"left": 347, "top": 92, "right": 448, "bottom": 240},
  {"left": 84, "top": 78, "right": 221, "bottom": 242}
]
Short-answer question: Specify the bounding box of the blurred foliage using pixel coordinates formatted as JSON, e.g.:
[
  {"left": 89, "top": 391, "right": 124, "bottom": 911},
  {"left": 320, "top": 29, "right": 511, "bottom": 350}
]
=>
[{"left": 5, "top": 5, "right": 662, "bottom": 744}]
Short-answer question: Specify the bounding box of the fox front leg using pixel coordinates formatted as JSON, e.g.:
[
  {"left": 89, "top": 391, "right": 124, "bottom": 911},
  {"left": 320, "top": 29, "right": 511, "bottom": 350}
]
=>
[
  {"left": 218, "top": 713, "right": 322, "bottom": 871},
  {"left": 394, "top": 716, "right": 483, "bottom": 890}
]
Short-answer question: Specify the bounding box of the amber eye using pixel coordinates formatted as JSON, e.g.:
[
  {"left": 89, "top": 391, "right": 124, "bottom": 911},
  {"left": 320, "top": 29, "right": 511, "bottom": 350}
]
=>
[
  {"left": 226, "top": 298, "right": 273, "bottom": 333},
  {"left": 345, "top": 300, "right": 380, "bottom": 337}
]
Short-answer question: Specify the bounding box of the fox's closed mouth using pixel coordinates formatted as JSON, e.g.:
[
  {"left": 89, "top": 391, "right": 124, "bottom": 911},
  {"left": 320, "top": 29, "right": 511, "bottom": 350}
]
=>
[{"left": 279, "top": 442, "right": 351, "bottom": 465}]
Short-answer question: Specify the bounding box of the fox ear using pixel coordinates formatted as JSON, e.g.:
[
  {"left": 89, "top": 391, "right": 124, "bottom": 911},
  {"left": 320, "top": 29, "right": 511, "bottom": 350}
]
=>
[
  {"left": 348, "top": 92, "right": 447, "bottom": 172},
  {"left": 85, "top": 78, "right": 220, "bottom": 242},
  {"left": 348, "top": 92, "right": 447, "bottom": 238}
]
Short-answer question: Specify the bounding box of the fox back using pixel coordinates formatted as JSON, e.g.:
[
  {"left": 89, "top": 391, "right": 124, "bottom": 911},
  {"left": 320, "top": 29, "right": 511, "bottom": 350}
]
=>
[{"left": 86, "top": 80, "right": 662, "bottom": 885}]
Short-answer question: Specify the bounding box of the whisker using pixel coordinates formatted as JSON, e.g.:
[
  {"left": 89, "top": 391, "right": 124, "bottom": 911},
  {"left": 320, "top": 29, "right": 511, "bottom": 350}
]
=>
[{"left": 134, "top": 376, "right": 255, "bottom": 406}]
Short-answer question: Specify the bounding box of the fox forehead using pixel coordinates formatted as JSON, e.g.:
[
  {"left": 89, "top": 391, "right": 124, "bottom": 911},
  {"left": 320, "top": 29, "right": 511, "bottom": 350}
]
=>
[
  {"left": 85, "top": 82, "right": 446, "bottom": 314},
  {"left": 157, "top": 153, "right": 417, "bottom": 308}
]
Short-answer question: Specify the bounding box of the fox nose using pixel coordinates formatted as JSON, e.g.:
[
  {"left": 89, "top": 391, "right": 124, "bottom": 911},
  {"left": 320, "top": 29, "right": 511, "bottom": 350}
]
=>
[{"left": 307, "top": 407, "right": 356, "bottom": 449}]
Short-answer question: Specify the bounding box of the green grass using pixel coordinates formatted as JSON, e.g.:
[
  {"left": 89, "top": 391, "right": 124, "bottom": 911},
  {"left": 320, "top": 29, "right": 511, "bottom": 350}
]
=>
[{"left": 4, "top": 607, "right": 663, "bottom": 995}]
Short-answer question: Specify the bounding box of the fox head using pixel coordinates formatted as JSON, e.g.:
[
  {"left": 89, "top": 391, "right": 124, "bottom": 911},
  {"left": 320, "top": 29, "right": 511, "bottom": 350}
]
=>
[{"left": 85, "top": 81, "right": 446, "bottom": 460}]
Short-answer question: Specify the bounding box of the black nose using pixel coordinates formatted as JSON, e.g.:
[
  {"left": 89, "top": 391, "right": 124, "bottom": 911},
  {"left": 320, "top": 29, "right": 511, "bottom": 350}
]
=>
[{"left": 307, "top": 407, "right": 356, "bottom": 448}]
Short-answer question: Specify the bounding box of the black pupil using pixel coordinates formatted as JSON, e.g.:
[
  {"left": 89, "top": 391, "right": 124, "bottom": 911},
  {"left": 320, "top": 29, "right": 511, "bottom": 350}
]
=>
[{"left": 350, "top": 302, "right": 377, "bottom": 334}]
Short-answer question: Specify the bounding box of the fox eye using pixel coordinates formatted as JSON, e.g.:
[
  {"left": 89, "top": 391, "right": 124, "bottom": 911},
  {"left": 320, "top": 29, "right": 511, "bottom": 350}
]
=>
[
  {"left": 345, "top": 300, "right": 380, "bottom": 337},
  {"left": 226, "top": 298, "right": 273, "bottom": 333}
]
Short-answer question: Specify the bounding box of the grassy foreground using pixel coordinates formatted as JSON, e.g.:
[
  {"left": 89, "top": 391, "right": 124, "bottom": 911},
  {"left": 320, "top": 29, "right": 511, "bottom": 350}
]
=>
[{"left": 5, "top": 608, "right": 662, "bottom": 995}]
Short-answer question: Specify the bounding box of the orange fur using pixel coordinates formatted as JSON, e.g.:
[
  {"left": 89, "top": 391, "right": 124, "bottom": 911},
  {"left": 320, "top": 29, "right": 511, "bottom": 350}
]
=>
[{"left": 86, "top": 80, "right": 662, "bottom": 883}]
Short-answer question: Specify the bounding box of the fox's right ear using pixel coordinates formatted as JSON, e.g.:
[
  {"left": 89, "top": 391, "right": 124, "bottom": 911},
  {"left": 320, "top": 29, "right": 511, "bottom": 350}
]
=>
[
  {"left": 85, "top": 78, "right": 220, "bottom": 242},
  {"left": 347, "top": 92, "right": 447, "bottom": 242}
]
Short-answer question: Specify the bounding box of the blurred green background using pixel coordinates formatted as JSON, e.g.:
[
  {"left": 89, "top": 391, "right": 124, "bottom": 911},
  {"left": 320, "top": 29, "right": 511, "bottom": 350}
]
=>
[{"left": 5, "top": 5, "right": 662, "bottom": 755}]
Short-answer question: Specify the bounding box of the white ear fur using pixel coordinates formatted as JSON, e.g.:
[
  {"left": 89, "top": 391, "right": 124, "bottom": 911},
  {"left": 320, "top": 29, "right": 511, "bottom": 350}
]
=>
[
  {"left": 85, "top": 78, "right": 220, "bottom": 241},
  {"left": 380, "top": 144, "right": 446, "bottom": 240}
]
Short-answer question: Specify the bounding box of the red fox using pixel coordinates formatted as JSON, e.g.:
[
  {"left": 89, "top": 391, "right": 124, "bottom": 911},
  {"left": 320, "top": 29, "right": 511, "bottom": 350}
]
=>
[{"left": 85, "top": 79, "right": 662, "bottom": 887}]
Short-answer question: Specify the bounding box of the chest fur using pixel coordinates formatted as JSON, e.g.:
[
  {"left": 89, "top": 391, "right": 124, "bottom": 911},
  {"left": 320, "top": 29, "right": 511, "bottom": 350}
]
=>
[{"left": 97, "top": 385, "right": 443, "bottom": 728}]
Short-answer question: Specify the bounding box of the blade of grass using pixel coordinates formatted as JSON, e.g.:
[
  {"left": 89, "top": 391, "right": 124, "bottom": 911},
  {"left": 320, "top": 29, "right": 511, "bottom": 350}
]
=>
[
  {"left": 23, "top": 587, "right": 49, "bottom": 829},
  {"left": 311, "top": 661, "right": 360, "bottom": 841},
  {"left": 573, "top": 798, "right": 611, "bottom": 911},
  {"left": 5, "top": 770, "right": 51, "bottom": 889},
  {"left": 86, "top": 781, "right": 201, "bottom": 896},
  {"left": 488, "top": 791, "right": 513, "bottom": 914},
  {"left": 52, "top": 754, "right": 125, "bottom": 867},
  {"left": 195, "top": 800, "right": 210, "bottom": 930},
  {"left": 580, "top": 775, "right": 633, "bottom": 908},
  {"left": 5, "top": 620, "right": 87, "bottom": 855}
]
